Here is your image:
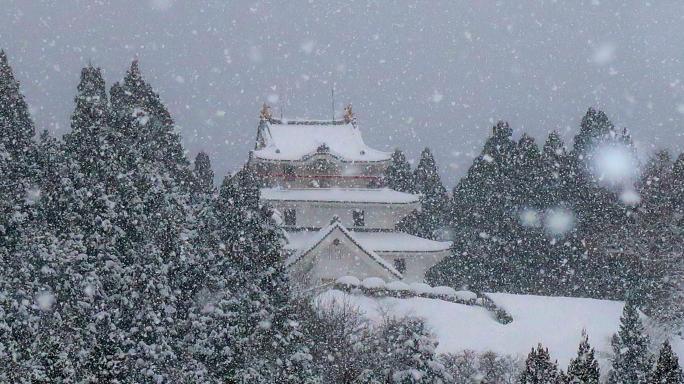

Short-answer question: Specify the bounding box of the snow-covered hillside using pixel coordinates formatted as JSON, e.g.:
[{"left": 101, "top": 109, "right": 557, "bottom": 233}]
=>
[{"left": 319, "top": 290, "right": 684, "bottom": 372}]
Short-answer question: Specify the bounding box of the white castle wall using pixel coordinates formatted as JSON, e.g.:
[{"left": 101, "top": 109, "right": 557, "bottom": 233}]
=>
[
  {"left": 377, "top": 251, "right": 450, "bottom": 283},
  {"left": 267, "top": 200, "right": 418, "bottom": 230}
]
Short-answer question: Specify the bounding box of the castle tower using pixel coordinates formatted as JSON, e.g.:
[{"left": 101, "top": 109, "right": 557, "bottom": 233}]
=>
[{"left": 248, "top": 104, "right": 451, "bottom": 288}]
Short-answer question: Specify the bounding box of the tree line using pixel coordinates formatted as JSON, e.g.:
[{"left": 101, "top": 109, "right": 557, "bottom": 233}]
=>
[
  {"left": 0, "top": 53, "right": 309, "bottom": 382},
  {"left": 385, "top": 110, "right": 684, "bottom": 333},
  {"left": 515, "top": 302, "right": 683, "bottom": 384},
  {"left": 1, "top": 50, "right": 683, "bottom": 382},
  {"left": 0, "top": 50, "right": 512, "bottom": 384}
]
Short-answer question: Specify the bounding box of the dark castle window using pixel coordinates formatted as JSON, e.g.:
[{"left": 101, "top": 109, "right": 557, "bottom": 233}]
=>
[
  {"left": 283, "top": 165, "right": 296, "bottom": 180},
  {"left": 393, "top": 258, "right": 406, "bottom": 274},
  {"left": 284, "top": 209, "right": 296, "bottom": 226},
  {"left": 353, "top": 209, "right": 365, "bottom": 227}
]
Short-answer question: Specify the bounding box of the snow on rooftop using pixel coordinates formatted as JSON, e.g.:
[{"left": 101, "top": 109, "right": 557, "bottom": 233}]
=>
[
  {"left": 350, "top": 231, "right": 452, "bottom": 252},
  {"left": 253, "top": 119, "right": 391, "bottom": 162},
  {"left": 261, "top": 187, "right": 420, "bottom": 204},
  {"left": 284, "top": 219, "right": 402, "bottom": 278},
  {"left": 336, "top": 275, "right": 361, "bottom": 286},
  {"left": 285, "top": 229, "right": 451, "bottom": 253}
]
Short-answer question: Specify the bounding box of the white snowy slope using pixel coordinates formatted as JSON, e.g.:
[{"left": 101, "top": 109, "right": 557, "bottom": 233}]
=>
[{"left": 319, "top": 290, "right": 684, "bottom": 370}]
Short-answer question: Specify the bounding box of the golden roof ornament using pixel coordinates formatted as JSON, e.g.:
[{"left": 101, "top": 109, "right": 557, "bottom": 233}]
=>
[
  {"left": 260, "top": 103, "right": 272, "bottom": 121},
  {"left": 343, "top": 103, "right": 354, "bottom": 123}
]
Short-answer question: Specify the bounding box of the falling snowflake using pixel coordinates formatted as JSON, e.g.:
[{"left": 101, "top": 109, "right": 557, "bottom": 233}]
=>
[
  {"left": 36, "top": 292, "right": 55, "bottom": 311},
  {"left": 544, "top": 209, "right": 575, "bottom": 236},
  {"left": 519, "top": 209, "right": 541, "bottom": 228}
]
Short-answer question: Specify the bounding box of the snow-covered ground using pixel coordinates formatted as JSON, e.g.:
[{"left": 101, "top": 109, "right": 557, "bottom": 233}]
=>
[{"left": 319, "top": 290, "right": 684, "bottom": 371}]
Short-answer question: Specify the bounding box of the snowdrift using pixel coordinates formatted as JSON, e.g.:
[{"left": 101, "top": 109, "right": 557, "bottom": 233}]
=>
[{"left": 318, "top": 290, "right": 684, "bottom": 371}]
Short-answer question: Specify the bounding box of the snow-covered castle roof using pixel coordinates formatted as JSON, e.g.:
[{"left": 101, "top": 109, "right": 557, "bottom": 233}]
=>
[
  {"left": 286, "top": 230, "right": 452, "bottom": 253},
  {"left": 253, "top": 117, "right": 391, "bottom": 162},
  {"left": 284, "top": 218, "right": 403, "bottom": 278},
  {"left": 261, "top": 187, "right": 419, "bottom": 204}
]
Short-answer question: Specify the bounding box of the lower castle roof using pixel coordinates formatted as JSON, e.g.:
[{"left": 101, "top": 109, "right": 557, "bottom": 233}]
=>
[
  {"left": 285, "top": 229, "right": 452, "bottom": 253},
  {"left": 261, "top": 187, "right": 420, "bottom": 204}
]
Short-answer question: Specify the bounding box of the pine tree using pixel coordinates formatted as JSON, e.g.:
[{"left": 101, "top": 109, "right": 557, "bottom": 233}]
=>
[
  {"left": 370, "top": 316, "right": 452, "bottom": 383},
  {"left": 607, "top": 302, "right": 653, "bottom": 384},
  {"left": 71, "top": 61, "right": 197, "bottom": 380},
  {"left": 587, "top": 150, "right": 684, "bottom": 325},
  {"left": 432, "top": 121, "right": 522, "bottom": 292},
  {"left": 571, "top": 107, "right": 618, "bottom": 162},
  {"left": 651, "top": 340, "right": 683, "bottom": 384},
  {"left": 193, "top": 151, "right": 215, "bottom": 196},
  {"left": 518, "top": 344, "right": 562, "bottom": 384},
  {"left": 568, "top": 108, "right": 630, "bottom": 232},
  {"left": 0, "top": 50, "right": 34, "bottom": 171},
  {"left": 63, "top": 65, "right": 109, "bottom": 179},
  {"left": 399, "top": 147, "right": 449, "bottom": 239},
  {"left": 186, "top": 167, "right": 318, "bottom": 382},
  {"left": 0, "top": 50, "right": 39, "bottom": 382},
  {"left": 632, "top": 151, "right": 684, "bottom": 324},
  {"left": 566, "top": 331, "right": 600, "bottom": 384},
  {"left": 511, "top": 133, "right": 558, "bottom": 295},
  {"left": 0, "top": 49, "right": 35, "bottom": 252},
  {"left": 33, "top": 130, "right": 66, "bottom": 231},
  {"left": 672, "top": 153, "right": 684, "bottom": 219},
  {"left": 109, "top": 60, "right": 190, "bottom": 187},
  {"left": 513, "top": 133, "right": 543, "bottom": 208},
  {"left": 539, "top": 131, "right": 569, "bottom": 208},
  {"left": 29, "top": 122, "right": 128, "bottom": 381},
  {"left": 385, "top": 148, "right": 414, "bottom": 192}
]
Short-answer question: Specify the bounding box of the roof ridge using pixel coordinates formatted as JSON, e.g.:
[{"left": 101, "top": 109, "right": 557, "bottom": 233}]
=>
[
  {"left": 267, "top": 118, "right": 348, "bottom": 126},
  {"left": 285, "top": 221, "right": 402, "bottom": 278}
]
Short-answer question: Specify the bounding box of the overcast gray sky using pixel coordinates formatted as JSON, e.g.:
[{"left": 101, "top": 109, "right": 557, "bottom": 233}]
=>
[{"left": 2, "top": 0, "right": 683, "bottom": 186}]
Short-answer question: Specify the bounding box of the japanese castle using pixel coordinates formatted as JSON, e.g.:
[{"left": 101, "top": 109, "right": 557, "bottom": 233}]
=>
[{"left": 248, "top": 104, "right": 452, "bottom": 288}]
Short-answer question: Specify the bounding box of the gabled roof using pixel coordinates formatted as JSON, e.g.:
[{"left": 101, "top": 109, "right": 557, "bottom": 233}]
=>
[
  {"left": 261, "top": 187, "right": 420, "bottom": 204},
  {"left": 285, "top": 218, "right": 402, "bottom": 279},
  {"left": 253, "top": 118, "right": 391, "bottom": 162},
  {"left": 286, "top": 230, "right": 452, "bottom": 253}
]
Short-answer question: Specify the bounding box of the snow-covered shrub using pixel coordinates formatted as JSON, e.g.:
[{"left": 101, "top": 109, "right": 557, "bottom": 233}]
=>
[{"left": 362, "top": 277, "right": 386, "bottom": 290}]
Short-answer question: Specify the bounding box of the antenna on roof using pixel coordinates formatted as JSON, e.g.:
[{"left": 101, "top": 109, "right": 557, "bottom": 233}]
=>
[{"left": 331, "top": 84, "right": 335, "bottom": 123}]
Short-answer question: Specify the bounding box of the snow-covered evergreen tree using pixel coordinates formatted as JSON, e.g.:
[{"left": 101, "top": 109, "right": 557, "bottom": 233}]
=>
[
  {"left": 0, "top": 50, "right": 34, "bottom": 171},
  {"left": 299, "top": 298, "right": 373, "bottom": 383},
  {"left": 539, "top": 131, "right": 570, "bottom": 208},
  {"left": 0, "top": 49, "right": 35, "bottom": 252},
  {"left": 672, "top": 153, "right": 684, "bottom": 219},
  {"left": 650, "top": 340, "right": 683, "bottom": 384},
  {"left": 0, "top": 50, "right": 40, "bottom": 383},
  {"left": 568, "top": 108, "right": 630, "bottom": 235},
  {"left": 399, "top": 147, "right": 449, "bottom": 239},
  {"left": 384, "top": 148, "right": 414, "bottom": 192},
  {"left": 369, "top": 316, "right": 452, "bottom": 383},
  {"left": 192, "top": 151, "right": 215, "bottom": 196},
  {"left": 63, "top": 65, "right": 109, "bottom": 179},
  {"left": 518, "top": 344, "right": 562, "bottom": 384},
  {"left": 513, "top": 133, "right": 543, "bottom": 208},
  {"left": 433, "top": 121, "right": 559, "bottom": 294},
  {"left": 565, "top": 331, "right": 600, "bottom": 384},
  {"left": 186, "top": 167, "right": 318, "bottom": 383},
  {"left": 109, "top": 60, "right": 191, "bottom": 187},
  {"left": 607, "top": 302, "right": 653, "bottom": 384},
  {"left": 413, "top": 148, "right": 449, "bottom": 216}
]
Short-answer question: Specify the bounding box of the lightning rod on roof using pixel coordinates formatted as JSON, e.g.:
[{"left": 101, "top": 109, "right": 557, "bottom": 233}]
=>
[{"left": 331, "top": 85, "right": 335, "bottom": 123}]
